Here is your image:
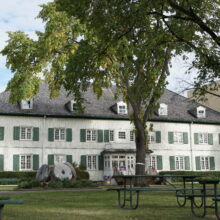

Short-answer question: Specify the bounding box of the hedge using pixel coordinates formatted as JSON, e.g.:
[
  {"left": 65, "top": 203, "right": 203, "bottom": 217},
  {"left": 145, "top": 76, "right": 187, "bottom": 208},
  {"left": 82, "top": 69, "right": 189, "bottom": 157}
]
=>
[
  {"left": 159, "top": 171, "right": 220, "bottom": 182},
  {"left": 0, "top": 171, "right": 37, "bottom": 179}
]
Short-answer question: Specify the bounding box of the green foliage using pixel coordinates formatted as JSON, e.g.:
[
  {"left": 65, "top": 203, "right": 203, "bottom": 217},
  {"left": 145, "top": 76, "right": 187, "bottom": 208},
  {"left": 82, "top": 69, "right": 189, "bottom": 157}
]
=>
[
  {"left": 48, "top": 179, "right": 63, "bottom": 189},
  {"left": 72, "top": 162, "right": 89, "bottom": 180},
  {"left": 160, "top": 171, "right": 220, "bottom": 182},
  {"left": 0, "top": 171, "right": 37, "bottom": 179},
  {"left": 18, "top": 179, "right": 41, "bottom": 189}
]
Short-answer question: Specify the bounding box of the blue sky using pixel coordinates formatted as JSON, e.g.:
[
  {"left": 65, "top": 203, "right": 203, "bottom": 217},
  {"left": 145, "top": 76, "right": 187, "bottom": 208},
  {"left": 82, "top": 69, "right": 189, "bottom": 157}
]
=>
[{"left": 0, "top": 1, "right": 196, "bottom": 95}]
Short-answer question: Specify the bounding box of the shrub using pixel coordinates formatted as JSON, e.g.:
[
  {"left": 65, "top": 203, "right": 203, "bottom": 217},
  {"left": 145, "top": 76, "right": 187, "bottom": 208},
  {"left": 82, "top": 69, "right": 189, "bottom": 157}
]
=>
[
  {"left": 159, "top": 171, "right": 220, "bottom": 182},
  {"left": 18, "top": 179, "right": 41, "bottom": 189},
  {"left": 0, "top": 171, "right": 36, "bottom": 179},
  {"left": 48, "top": 179, "right": 63, "bottom": 189}
]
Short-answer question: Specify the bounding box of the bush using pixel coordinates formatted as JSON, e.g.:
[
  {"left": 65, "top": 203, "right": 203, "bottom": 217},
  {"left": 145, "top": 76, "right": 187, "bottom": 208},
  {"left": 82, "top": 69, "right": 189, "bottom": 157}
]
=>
[
  {"left": 159, "top": 171, "right": 220, "bottom": 182},
  {"left": 48, "top": 179, "right": 63, "bottom": 189},
  {"left": 71, "top": 180, "right": 94, "bottom": 188},
  {"left": 0, "top": 171, "right": 37, "bottom": 179},
  {"left": 18, "top": 179, "right": 41, "bottom": 189}
]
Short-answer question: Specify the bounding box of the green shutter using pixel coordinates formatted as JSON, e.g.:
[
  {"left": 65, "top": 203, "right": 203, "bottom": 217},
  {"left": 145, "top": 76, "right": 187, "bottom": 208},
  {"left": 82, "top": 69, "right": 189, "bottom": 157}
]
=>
[
  {"left": 155, "top": 131, "right": 161, "bottom": 143},
  {"left": 210, "top": 157, "right": 215, "bottom": 170},
  {"left": 98, "top": 130, "right": 104, "bottom": 143},
  {"left": 184, "top": 156, "right": 190, "bottom": 170},
  {"left": 66, "top": 155, "right": 73, "bottom": 163},
  {"left": 194, "top": 133, "right": 199, "bottom": 145},
  {"left": 13, "top": 155, "right": 20, "bottom": 171},
  {"left": 157, "top": 155, "right": 163, "bottom": 170},
  {"left": 208, "top": 133, "right": 213, "bottom": 145},
  {"left": 0, "top": 155, "right": 4, "bottom": 171},
  {"left": 80, "top": 155, "right": 87, "bottom": 168},
  {"left": 48, "top": 155, "right": 54, "bottom": 166},
  {"left": 183, "top": 132, "right": 188, "bottom": 144},
  {"left": 104, "top": 130, "right": 109, "bottom": 142},
  {"left": 168, "top": 132, "right": 174, "bottom": 144},
  {"left": 80, "top": 129, "right": 86, "bottom": 142},
  {"left": 33, "top": 127, "right": 39, "bottom": 141},
  {"left": 0, "top": 127, "right": 4, "bottom": 141},
  {"left": 33, "top": 155, "right": 39, "bottom": 170},
  {"left": 13, "top": 127, "right": 20, "bottom": 140},
  {"left": 195, "top": 156, "right": 201, "bottom": 170},
  {"left": 66, "top": 128, "right": 72, "bottom": 142},
  {"left": 48, "top": 128, "right": 54, "bottom": 142},
  {"left": 169, "top": 156, "right": 175, "bottom": 170},
  {"left": 98, "top": 155, "right": 104, "bottom": 170}
]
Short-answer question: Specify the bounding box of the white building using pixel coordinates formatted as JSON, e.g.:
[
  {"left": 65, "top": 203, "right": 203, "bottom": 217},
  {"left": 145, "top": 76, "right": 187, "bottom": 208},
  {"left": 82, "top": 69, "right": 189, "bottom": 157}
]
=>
[{"left": 0, "top": 84, "right": 220, "bottom": 181}]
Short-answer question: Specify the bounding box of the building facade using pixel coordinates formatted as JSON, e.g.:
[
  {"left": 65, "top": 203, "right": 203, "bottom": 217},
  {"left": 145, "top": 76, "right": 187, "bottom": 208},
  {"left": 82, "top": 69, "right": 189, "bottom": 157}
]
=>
[{"left": 0, "top": 84, "right": 220, "bottom": 181}]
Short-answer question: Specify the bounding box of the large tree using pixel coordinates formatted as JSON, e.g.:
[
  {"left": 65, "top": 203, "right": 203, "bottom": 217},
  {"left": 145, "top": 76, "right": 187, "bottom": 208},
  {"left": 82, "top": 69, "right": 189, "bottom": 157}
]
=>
[{"left": 2, "top": 0, "right": 220, "bottom": 176}]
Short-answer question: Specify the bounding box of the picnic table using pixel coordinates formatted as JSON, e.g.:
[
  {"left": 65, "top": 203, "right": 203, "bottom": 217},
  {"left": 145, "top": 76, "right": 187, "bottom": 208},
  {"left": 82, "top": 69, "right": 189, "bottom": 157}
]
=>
[
  {"left": 108, "top": 174, "right": 203, "bottom": 209},
  {"left": 187, "top": 179, "right": 220, "bottom": 219},
  {"left": 0, "top": 178, "right": 24, "bottom": 220}
]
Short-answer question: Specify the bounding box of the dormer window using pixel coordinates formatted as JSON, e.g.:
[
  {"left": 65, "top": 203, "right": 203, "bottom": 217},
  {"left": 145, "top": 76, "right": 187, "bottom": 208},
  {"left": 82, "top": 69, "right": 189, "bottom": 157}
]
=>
[
  {"left": 117, "top": 101, "right": 127, "bottom": 115},
  {"left": 68, "top": 100, "right": 77, "bottom": 112},
  {"left": 20, "top": 100, "right": 33, "bottom": 110},
  {"left": 158, "top": 103, "right": 167, "bottom": 116},
  {"left": 197, "top": 106, "right": 206, "bottom": 118}
]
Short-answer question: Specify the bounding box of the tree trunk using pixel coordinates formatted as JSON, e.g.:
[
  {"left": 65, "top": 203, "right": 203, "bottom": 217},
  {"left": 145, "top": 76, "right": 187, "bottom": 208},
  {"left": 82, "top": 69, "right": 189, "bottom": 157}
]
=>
[{"left": 134, "top": 119, "right": 148, "bottom": 186}]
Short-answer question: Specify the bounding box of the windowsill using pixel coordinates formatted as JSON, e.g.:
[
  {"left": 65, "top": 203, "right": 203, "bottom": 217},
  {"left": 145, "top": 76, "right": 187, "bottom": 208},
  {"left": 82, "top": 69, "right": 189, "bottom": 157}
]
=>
[{"left": 20, "top": 139, "right": 32, "bottom": 141}]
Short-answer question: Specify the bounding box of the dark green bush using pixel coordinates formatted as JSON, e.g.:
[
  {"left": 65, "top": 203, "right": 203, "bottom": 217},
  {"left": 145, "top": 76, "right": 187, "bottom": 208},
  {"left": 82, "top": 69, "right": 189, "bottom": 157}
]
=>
[
  {"left": 159, "top": 171, "right": 220, "bottom": 182},
  {"left": 48, "top": 179, "right": 63, "bottom": 189},
  {"left": 71, "top": 180, "right": 94, "bottom": 188},
  {"left": 0, "top": 171, "right": 37, "bottom": 179},
  {"left": 18, "top": 179, "right": 41, "bottom": 189},
  {"left": 62, "top": 179, "right": 75, "bottom": 188}
]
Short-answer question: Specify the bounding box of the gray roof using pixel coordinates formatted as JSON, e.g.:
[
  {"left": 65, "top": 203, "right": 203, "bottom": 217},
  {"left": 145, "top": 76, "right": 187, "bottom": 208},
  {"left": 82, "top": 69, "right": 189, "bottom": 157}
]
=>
[{"left": 0, "top": 83, "right": 220, "bottom": 124}]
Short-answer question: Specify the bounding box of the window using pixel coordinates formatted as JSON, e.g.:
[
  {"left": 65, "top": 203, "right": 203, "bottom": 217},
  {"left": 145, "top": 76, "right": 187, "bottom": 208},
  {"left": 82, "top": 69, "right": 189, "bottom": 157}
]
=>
[
  {"left": 149, "top": 156, "right": 157, "bottom": 170},
  {"left": 87, "top": 155, "right": 98, "bottom": 170},
  {"left": 158, "top": 103, "right": 168, "bottom": 116},
  {"left": 148, "top": 132, "right": 155, "bottom": 143},
  {"left": 54, "top": 128, "right": 65, "bottom": 141},
  {"left": 20, "top": 155, "right": 32, "bottom": 170},
  {"left": 20, "top": 127, "right": 32, "bottom": 140},
  {"left": 174, "top": 132, "right": 183, "bottom": 144},
  {"left": 104, "top": 155, "right": 110, "bottom": 168},
  {"left": 175, "top": 156, "right": 184, "bottom": 170},
  {"left": 20, "top": 100, "right": 33, "bottom": 110},
  {"left": 54, "top": 155, "right": 66, "bottom": 164},
  {"left": 86, "top": 130, "right": 97, "bottom": 142},
  {"left": 197, "top": 106, "right": 206, "bottom": 118},
  {"left": 200, "top": 156, "right": 209, "bottom": 170},
  {"left": 118, "top": 131, "right": 126, "bottom": 139},
  {"left": 117, "top": 102, "right": 127, "bottom": 114},
  {"left": 198, "top": 133, "right": 208, "bottom": 144},
  {"left": 127, "top": 156, "right": 135, "bottom": 170},
  {"left": 109, "top": 130, "right": 114, "bottom": 142},
  {"left": 130, "top": 131, "right": 135, "bottom": 141}
]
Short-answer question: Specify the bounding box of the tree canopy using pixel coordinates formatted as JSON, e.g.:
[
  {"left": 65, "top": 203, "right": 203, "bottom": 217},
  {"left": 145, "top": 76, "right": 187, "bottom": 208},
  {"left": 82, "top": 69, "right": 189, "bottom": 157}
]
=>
[{"left": 1, "top": 0, "right": 220, "bottom": 175}]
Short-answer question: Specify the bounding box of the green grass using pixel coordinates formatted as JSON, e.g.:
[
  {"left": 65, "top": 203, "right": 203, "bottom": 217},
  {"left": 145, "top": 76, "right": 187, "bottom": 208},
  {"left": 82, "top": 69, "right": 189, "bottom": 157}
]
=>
[{"left": 2, "top": 189, "right": 217, "bottom": 220}]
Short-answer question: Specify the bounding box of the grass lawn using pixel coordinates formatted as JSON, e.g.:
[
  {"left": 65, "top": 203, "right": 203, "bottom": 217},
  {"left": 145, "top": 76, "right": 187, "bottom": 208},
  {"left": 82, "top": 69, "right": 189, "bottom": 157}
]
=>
[{"left": 2, "top": 189, "right": 216, "bottom": 220}]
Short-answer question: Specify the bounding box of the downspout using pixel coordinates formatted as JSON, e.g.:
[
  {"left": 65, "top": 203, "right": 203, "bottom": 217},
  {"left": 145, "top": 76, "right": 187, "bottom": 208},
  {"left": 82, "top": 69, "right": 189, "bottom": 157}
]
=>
[
  {"left": 189, "top": 121, "right": 194, "bottom": 171},
  {"left": 42, "top": 115, "right": 46, "bottom": 166}
]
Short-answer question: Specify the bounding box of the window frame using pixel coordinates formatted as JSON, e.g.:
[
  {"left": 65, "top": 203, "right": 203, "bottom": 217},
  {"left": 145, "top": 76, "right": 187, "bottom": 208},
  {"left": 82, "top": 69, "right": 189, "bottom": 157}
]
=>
[
  {"left": 130, "top": 131, "right": 135, "bottom": 141},
  {"left": 109, "top": 130, "right": 114, "bottom": 142},
  {"left": 86, "top": 129, "right": 97, "bottom": 142},
  {"left": 200, "top": 156, "right": 210, "bottom": 170},
  {"left": 20, "top": 127, "right": 33, "bottom": 141},
  {"left": 148, "top": 132, "right": 156, "bottom": 143},
  {"left": 20, "top": 155, "right": 32, "bottom": 171},
  {"left": 198, "top": 133, "right": 208, "bottom": 144},
  {"left": 54, "top": 154, "right": 66, "bottom": 164},
  {"left": 54, "top": 128, "right": 66, "bottom": 141},
  {"left": 158, "top": 103, "right": 168, "bottom": 116},
  {"left": 175, "top": 156, "right": 185, "bottom": 171},
  {"left": 87, "top": 155, "right": 98, "bottom": 170},
  {"left": 118, "top": 131, "right": 126, "bottom": 140},
  {"left": 173, "top": 132, "right": 184, "bottom": 144}
]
